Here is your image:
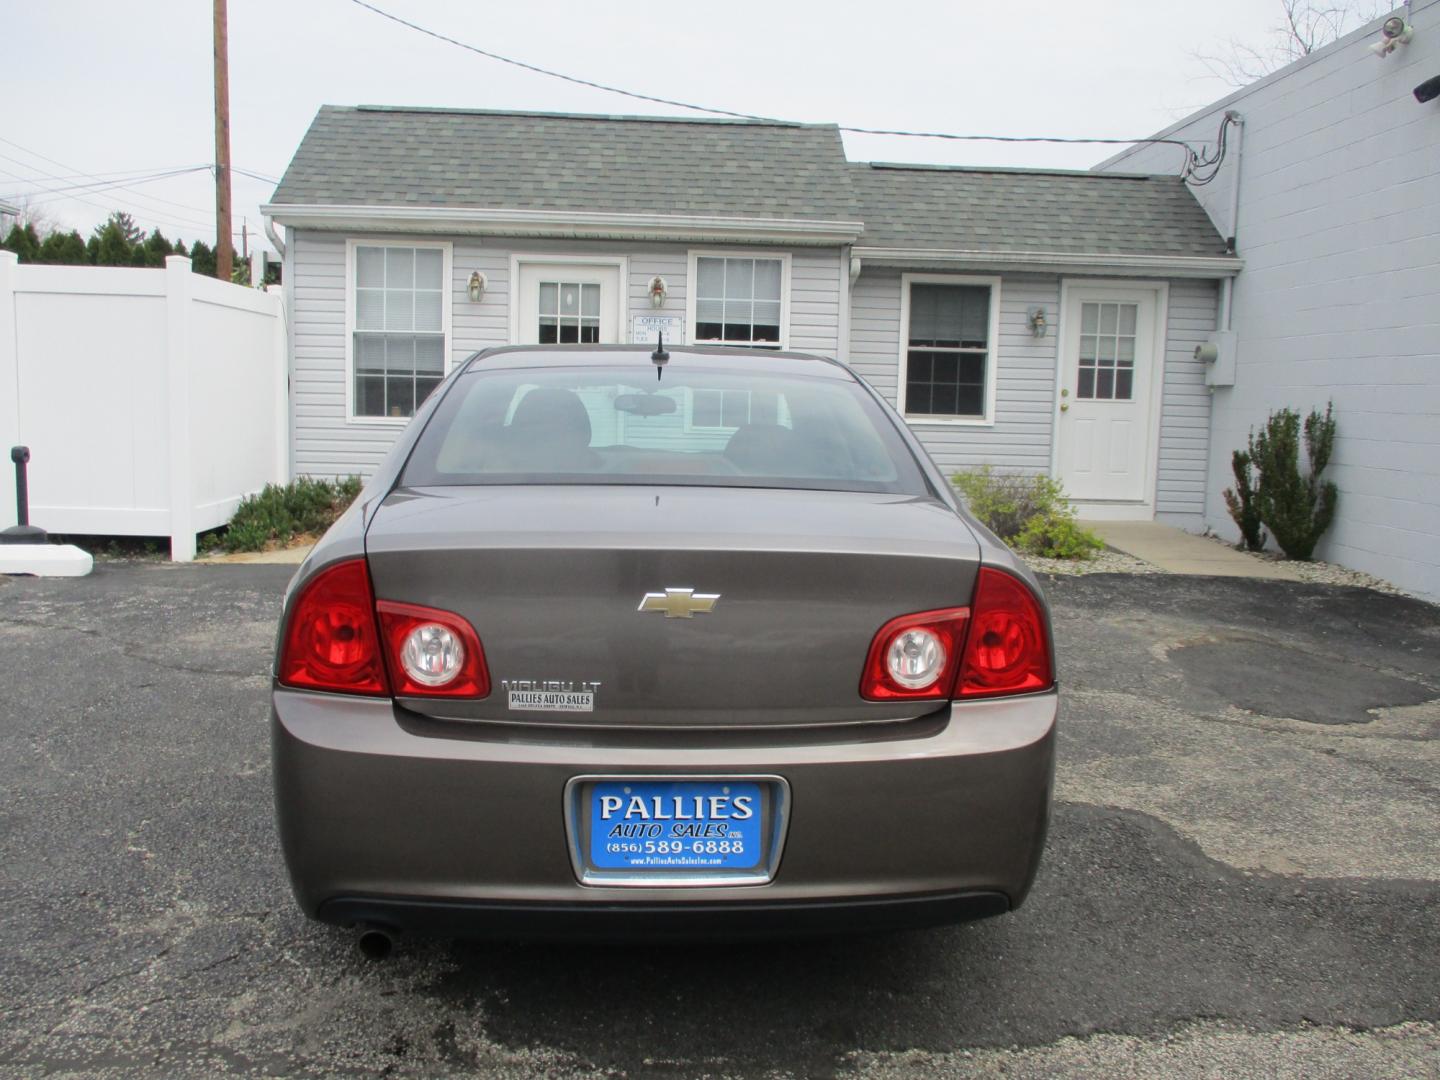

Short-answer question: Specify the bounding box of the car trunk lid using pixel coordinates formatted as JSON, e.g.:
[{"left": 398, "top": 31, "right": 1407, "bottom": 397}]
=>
[{"left": 364, "top": 485, "right": 981, "bottom": 728}]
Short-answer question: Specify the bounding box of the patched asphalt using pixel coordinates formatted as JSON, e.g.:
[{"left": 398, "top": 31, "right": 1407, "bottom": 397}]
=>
[{"left": 0, "top": 565, "right": 1437, "bottom": 1078}]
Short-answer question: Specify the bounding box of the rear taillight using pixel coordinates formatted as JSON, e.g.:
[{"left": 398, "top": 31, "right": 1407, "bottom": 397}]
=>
[
  {"left": 277, "top": 558, "right": 388, "bottom": 696},
  {"left": 859, "top": 568, "right": 1053, "bottom": 704},
  {"left": 860, "top": 607, "right": 971, "bottom": 701},
  {"left": 376, "top": 601, "right": 489, "bottom": 698},
  {"left": 956, "top": 567, "right": 1053, "bottom": 698}
]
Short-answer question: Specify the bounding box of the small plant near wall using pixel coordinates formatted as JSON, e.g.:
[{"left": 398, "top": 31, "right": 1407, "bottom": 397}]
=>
[
  {"left": 952, "top": 466, "right": 1103, "bottom": 560},
  {"left": 1225, "top": 404, "right": 1338, "bottom": 561},
  {"left": 1222, "top": 449, "right": 1267, "bottom": 552},
  {"left": 220, "top": 476, "right": 362, "bottom": 553}
]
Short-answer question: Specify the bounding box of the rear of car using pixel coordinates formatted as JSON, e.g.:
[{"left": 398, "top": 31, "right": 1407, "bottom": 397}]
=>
[{"left": 271, "top": 346, "right": 1056, "bottom": 939}]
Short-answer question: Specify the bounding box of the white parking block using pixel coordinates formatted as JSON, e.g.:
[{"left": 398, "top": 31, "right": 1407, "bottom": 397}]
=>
[{"left": 0, "top": 544, "right": 94, "bottom": 577}]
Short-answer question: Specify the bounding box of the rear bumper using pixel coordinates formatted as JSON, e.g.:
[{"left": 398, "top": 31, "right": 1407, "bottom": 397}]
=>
[
  {"left": 272, "top": 689, "right": 1056, "bottom": 937},
  {"left": 318, "top": 891, "right": 1011, "bottom": 941}
]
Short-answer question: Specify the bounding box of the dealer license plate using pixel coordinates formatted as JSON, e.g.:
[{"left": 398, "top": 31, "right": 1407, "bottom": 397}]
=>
[{"left": 586, "top": 780, "right": 765, "bottom": 873}]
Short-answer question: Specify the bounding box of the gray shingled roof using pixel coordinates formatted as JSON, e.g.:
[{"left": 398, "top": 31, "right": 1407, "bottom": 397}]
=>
[
  {"left": 851, "top": 163, "right": 1230, "bottom": 258},
  {"left": 271, "top": 106, "right": 861, "bottom": 222},
  {"left": 272, "top": 107, "right": 1231, "bottom": 261}
]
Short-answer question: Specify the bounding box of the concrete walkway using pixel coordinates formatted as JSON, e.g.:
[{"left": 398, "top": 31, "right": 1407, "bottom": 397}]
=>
[{"left": 1082, "top": 521, "right": 1302, "bottom": 580}]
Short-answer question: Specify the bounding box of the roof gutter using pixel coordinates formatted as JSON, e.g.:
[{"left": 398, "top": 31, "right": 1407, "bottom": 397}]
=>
[
  {"left": 851, "top": 246, "right": 1242, "bottom": 278},
  {"left": 260, "top": 204, "right": 864, "bottom": 246}
]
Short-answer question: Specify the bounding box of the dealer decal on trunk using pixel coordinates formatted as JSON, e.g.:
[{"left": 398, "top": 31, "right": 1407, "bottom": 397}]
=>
[{"left": 502, "top": 679, "right": 602, "bottom": 713}]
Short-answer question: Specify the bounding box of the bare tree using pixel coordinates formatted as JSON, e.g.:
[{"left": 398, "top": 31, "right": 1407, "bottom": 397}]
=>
[
  {"left": 15, "top": 197, "right": 61, "bottom": 237},
  {"left": 1195, "top": 0, "right": 1386, "bottom": 87}
]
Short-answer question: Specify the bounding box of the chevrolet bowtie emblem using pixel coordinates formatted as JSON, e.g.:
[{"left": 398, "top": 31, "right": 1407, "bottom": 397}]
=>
[{"left": 637, "top": 588, "right": 720, "bottom": 618}]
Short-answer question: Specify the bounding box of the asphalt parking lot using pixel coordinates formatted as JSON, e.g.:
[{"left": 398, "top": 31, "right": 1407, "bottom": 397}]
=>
[{"left": 1, "top": 563, "right": 1437, "bottom": 1078}]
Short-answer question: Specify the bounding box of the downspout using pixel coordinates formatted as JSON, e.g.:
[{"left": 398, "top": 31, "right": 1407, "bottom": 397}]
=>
[
  {"left": 270, "top": 215, "right": 295, "bottom": 481},
  {"left": 264, "top": 214, "right": 286, "bottom": 257},
  {"left": 1206, "top": 112, "right": 1244, "bottom": 538},
  {"left": 1220, "top": 110, "right": 1243, "bottom": 332}
]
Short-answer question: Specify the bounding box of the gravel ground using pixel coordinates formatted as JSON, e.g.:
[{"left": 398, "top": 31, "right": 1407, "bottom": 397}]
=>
[
  {"left": 1022, "top": 534, "right": 1426, "bottom": 601},
  {"left": 1198, "top": 533, "right": 1416, "bottom": 596},
  {"left": 1020, "top": 548, "right": 1164, "bottom": 577}
]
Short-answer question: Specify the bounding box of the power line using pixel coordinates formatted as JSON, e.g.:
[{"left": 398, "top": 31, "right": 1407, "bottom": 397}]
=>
[
  {"left": 0, "top": 161, "right": 212, "bottom": 205},
  {"left": 232, "top": 166, "right": 280, "bottom": 185},
  {"left": 0, "top": 161, "right": 211, "bottom": 185},
  {"left": 0, "top": 136, "right": 217, "bottom": 228},
  {"left": 345, "top": 0, "right": 1215, "bottom": 165},
  {"left": 0, "top": 166, "right": 214, "bottom": 235},
  {"left": 346, "top": 0, "right": 772, "bottom": 122},
  {"left": 0, "top": 135, "right": 284, "bottom": 233}
]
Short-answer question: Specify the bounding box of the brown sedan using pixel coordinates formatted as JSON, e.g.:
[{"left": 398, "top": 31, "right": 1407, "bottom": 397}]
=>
[{"left": 271, "top": 345, "right": 1056, "bottom": 953}]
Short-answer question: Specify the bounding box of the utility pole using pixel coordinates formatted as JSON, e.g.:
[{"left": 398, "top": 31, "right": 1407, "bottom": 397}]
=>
[{"left": 213, "top": 0, "right": 233, "bottom": 282}]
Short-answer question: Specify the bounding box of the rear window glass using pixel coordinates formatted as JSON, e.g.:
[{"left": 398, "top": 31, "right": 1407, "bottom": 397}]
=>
[{"left": 401, "top": 364, "right": 929, "bottom": 495}]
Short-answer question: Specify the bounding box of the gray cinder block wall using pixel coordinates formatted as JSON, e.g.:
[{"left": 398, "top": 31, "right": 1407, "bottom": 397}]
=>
[{"left": 1098, "top": 1, "right": 1440, "bottom": 600}]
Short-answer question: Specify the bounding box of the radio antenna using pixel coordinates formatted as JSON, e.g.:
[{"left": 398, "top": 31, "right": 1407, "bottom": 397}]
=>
[{"left": 651, "top": 331, "right": 670, "bottom": 381}]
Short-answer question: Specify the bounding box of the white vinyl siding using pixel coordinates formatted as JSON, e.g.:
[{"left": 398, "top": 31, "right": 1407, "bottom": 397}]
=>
[
  {"left": 289, "top": 234, "right": 843, "bottom": 479},
  {"left": 1155, "top": 278, "right": 1218, "bottom": 524},
  {"left": 852, "top": 269, "right": 1057, "bottom": 473},
  {"left": 850, "top": 266, "right": 1216, "bottom": 520}
]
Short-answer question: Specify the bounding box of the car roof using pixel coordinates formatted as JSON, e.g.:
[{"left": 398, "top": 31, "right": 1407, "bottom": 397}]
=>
[{"left": 460, "top": 345, "right": 856, "bottom": 380}]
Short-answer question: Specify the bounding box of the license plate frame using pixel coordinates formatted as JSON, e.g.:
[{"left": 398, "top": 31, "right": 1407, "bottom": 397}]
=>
[{"left": 564, "top": 774, "right": 790, "bottom": 888}]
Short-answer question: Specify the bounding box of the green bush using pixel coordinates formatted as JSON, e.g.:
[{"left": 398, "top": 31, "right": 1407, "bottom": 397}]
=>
[
  {"left": 952, "top": 465, "right": 1066, "bottom": 542},
  {"left": 952, "top": 465, "right": 1102, "bottom": 560},
  {"left": 1016, "top": 511, "right": 1105, "bottom": 559},
  {"left": 1249, "top": 404, "right": 1338, "bottom": 561},
  {"left": 1222, "top": 448, "right": 1267, "bottom": 552},
  {"left": 221, "top": 476, "right": 362, "bottom": 552}
]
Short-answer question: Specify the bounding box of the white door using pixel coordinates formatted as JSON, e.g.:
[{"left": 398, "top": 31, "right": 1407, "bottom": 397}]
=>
[
  {"left": 1055, "top": 286, "right": 1163, "bottom": 505},
  {"left": 514, "top": 262, "right": 623, "bottom": 345}
]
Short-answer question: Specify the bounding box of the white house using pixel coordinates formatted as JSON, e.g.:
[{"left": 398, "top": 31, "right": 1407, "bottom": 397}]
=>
[
  {"left": 263, "top": 106, "right": 1239, "bottom": 527},
  {"left": 1097, "top": 0, "right": 1440, "bottom": 600}
]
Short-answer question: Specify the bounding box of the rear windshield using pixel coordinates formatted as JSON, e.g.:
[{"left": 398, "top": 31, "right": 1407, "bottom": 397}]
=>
[{"left": 401, "top": 364, "right": 930, "bottom": 495}]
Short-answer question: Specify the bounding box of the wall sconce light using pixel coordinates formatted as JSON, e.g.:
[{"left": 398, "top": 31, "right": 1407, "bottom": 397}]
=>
[
  {"left": 1028, "top": 306, "right": 1048, "bottom": 338},
  {"left": 467, "top": 271, "right": 487, "bottom": 302},
  {"left": 648, "top": 275, "right": 668, "bottom": 309}
]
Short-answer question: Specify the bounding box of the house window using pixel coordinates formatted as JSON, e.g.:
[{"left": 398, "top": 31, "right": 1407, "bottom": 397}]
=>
[
  {"left": 693, "top": 256, "right": 784, "bottom": 347},
  {"left": 902, "top": 280, "right": 996, "bottom": 420},
  {"left": 1076, "top": 301, "right": 1137, "bottom": 401},
  {"left": 353, "top": 244, "right": 446, "bottom": 419}
]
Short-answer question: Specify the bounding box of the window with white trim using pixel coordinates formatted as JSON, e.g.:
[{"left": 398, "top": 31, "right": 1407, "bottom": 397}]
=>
[
  {"left": 693, "top": 256, "right": 783, "bottom": 347},
  {"left": 353, "top": 244, "right": 445, "bottom": 418},
  {"left": 691, "top": 388, "right": 752, "bottom": 429},
  {"left": 903, "top": 281, "right": 994, "bottom": 419}
]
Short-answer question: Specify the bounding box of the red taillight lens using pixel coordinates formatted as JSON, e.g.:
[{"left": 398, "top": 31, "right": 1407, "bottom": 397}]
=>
[
  {"left": 376, "top": 600, "right": 490, "bottom": 698},
  {"left": 957, "top": 567, "right": 1053, "bottom": 698},
  {"left": 860, "top": 607, "right": 971, "bottom": 701},
  {"left": 277, "top": 558, "right": 388, "bottom": 696}
]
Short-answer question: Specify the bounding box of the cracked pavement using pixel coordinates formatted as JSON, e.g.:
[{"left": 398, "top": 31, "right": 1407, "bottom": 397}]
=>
[{"left": 0, "top": 565, "right": 1437, "bottom": 1078}]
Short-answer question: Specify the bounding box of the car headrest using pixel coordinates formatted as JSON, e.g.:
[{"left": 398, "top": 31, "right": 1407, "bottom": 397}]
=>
[
  {"left": 723, "top": 423, "right": 808, "bottom": 475},
  {"left": 507, "top": 387, "right": 592, "bottom": 449}
]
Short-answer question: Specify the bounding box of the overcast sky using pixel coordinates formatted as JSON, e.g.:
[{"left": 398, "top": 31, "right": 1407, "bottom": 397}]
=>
[{"left": 2, "top": 0, "right": 1336, "bottom": 256}]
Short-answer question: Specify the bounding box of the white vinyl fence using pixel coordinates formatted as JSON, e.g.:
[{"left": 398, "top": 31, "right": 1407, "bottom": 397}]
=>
[{"left": 0, "top": 253, "right": 288, "bottom": 560}]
